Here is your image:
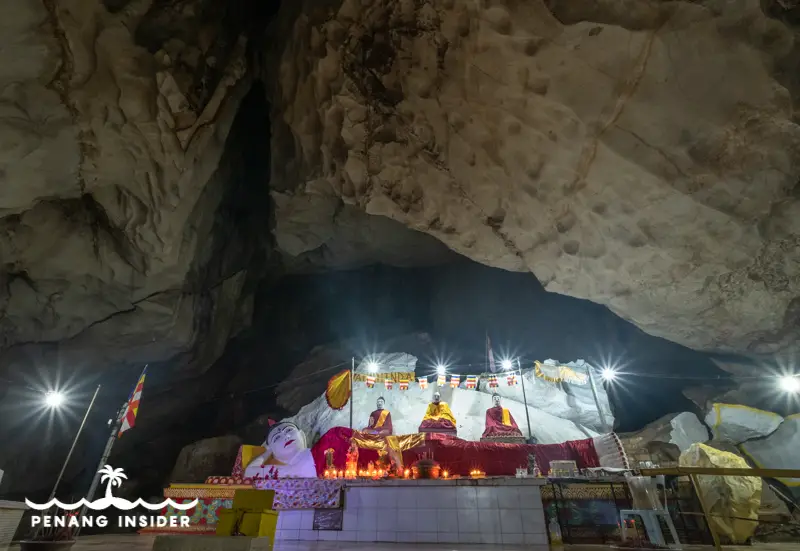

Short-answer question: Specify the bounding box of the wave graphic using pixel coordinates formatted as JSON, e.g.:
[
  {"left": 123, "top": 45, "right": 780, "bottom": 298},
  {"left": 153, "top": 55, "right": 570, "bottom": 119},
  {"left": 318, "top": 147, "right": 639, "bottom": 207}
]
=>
[{"left": 25, "top": 497, "right": 199, "bottom": 512}]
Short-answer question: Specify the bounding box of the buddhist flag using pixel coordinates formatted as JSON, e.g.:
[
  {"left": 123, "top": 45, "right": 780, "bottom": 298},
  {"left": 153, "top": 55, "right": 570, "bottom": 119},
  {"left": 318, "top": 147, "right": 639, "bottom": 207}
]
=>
[
  {"left": 450, "top": 374, "right": 460, "bottom": 388},
  {"left": 385, "top": 380, "right": 393, "bottom": 390},
  {"left": 366, "top": 376, "right": 376, "bottom": 388},
  {"left": 488, "top": 375, "right": 498, "bottom": 388},
  {"left": 466, "top": 375, "right": 478, "bottom": 389},
  {"left": 399, "top": 380, "right": 409, "bottom": 391},
  {"left": 437, "top": 374, "right": 446, "bottom": 386},
  {"left": 326, "top": 369, "right": 352, "bottom": 410},
  {"left": 418, "top": 377, "right": 428, "bottom": 389},
  {"left": 119, "top": 366, "right": 147, "bottom": 437},
  {"left": 507, "top": 373, "right": 518, "bottom": 386}
]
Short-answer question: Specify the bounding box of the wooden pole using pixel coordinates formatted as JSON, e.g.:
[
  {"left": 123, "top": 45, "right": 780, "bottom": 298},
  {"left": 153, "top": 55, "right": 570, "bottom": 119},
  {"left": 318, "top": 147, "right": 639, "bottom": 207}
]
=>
[{"left": 690, "top": 474, "right": 722, "bottom": 551}]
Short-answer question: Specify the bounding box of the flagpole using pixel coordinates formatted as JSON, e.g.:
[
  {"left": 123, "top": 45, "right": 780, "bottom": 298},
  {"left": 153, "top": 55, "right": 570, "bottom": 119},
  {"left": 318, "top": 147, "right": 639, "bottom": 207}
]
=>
[
  {"left": 349, "top": 357, "right": 354, "bottom": 430},
  {"left": 34, "top": 384, "right": 101, "bottom": 538},
  {"left": 516, "top": 359, "right": 534, "bottom": 441},
  {"left": 74, "top": 403, "right": 126, "bottom": 537}
]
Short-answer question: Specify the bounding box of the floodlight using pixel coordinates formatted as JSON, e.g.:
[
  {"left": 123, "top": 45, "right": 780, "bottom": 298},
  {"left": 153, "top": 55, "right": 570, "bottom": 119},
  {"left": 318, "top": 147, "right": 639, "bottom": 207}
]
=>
[
  {"left": 45, "top": 391, "right": 65, "bottom": 408},
  {"left": 601, "top": 368, "right": 617, "bottom": 381},
  {"left": 501, "top": 359, "right": 513, "bottom": 370},
  {"left": 366, "top": 361, "right": 379, "bottom": 373},
  {"left": 779, "top": 374, "right": 800, "bottom": 393},
  {"left": 436, "top": 364, "right": 447, "bottom": 375}
]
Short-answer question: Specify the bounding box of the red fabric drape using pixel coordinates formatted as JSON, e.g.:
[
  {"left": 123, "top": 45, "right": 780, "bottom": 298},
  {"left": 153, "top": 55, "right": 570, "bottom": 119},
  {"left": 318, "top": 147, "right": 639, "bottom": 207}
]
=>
[
  {"left": 245, "top": 427, "right": 602, "bottom": 478},
  {"left": 401, "top": 434, "right": 535, "bottom": 475},
  {"left": 530, "top": 439, "right": 600, "bottom": 475}
]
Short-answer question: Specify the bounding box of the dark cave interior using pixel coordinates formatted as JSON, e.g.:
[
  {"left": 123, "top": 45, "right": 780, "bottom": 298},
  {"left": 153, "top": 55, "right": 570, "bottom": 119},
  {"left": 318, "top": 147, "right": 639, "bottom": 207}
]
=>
[{"left": 0, "top": 69, "right": 736, "bottom": 503}]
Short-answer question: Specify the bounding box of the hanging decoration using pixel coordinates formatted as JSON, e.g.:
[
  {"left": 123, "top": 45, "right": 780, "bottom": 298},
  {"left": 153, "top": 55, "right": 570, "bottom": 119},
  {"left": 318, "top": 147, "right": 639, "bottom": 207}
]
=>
[
  {"left": 450, "top": 374, "right": 461, "bottom": 388},
  {"left": 506, "top": 373, "right": 518, "bottom": 386},
  {"left": 437, "top": 374, "right": 446, "bottom": 386},
  {"left": 353, "top": 371, "right": 416, "bottom": 383},
  {"left": 465, "top": 375, "right": 478, "bottom": 389},
  {"left": 487, "top": 375, "right": 498, "bottom": 388},
  {"left": 365, "top": 376, "right": 375, "bottom": 388},
  {"left": 384, "top": 380, "right": 393, "bottom": 390},
  {"left": 534, "top": 361, "right": 588, "bottom": 385},
  {"left": 399, "top": 380, "right": 409, "bottom": 391},
  {"left": 325, "top": 370, "right": 352, "bottom": 410},
  {"left": 418, "top": 377, "right": 428, "bottom": 389}
]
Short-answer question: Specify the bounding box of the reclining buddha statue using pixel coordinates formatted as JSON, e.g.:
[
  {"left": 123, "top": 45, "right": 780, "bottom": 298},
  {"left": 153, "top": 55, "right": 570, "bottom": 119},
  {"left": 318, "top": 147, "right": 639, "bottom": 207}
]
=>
[{"left": 244, "top": 419, "right": 318, "bottom": 479}]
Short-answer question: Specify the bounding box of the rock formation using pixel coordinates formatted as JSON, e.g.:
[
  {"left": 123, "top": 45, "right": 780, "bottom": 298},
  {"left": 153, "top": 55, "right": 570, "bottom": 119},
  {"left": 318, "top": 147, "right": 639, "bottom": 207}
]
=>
[
  {"left": 2, "top": 0, "right": 800, "bottom": 501},
  {"left": 267, "top": 0, "right": 800, "bottom": 355}
]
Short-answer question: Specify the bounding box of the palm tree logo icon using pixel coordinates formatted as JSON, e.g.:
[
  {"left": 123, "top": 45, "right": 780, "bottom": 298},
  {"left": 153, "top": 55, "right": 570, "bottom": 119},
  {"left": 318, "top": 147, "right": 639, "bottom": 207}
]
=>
[
  {"left": 99, "top": 466, "right": 127, "bottom": 499},
  {"left": 25, "top": 464, "right": 197, "bottom": 511}
]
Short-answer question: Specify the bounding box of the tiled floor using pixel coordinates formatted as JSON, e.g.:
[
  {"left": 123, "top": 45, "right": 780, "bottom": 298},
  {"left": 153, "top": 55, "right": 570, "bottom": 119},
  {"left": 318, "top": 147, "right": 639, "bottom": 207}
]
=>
[{"left": 9, "top": 536, "right": 800, "bottom": 551}]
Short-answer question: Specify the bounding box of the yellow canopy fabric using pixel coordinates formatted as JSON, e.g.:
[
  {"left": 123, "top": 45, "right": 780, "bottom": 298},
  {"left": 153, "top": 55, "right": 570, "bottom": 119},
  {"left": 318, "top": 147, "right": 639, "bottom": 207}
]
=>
[{"left": 326, "top": 369, "right": 352, "bottom": 410}]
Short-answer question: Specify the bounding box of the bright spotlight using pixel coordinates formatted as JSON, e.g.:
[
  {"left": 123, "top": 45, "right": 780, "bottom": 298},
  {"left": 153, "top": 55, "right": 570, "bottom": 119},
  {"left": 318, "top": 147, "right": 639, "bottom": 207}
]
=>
[
  {"left": 601, "top": 368, "right": 617, "bottom": 382},
  {"left": 501, "top": 359, "right": 513, "bottom": 371},
  {"left": 779, "top": 374, "right": 800, "bottom": 393},
  {"left": 44, "top": 391, "right": 65, "bottom": 408},
  {"left": 366, "top": 361, "right": 379, "bottom": 373},
  {"left": 436, "top": 364, "right": 447, "bottom": 375}
]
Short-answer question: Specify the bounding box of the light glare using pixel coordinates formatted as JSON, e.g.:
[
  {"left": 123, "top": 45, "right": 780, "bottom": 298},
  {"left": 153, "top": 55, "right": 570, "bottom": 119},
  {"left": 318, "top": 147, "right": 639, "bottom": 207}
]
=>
[
  {"left": 501, "top": 359, "right": 513, "bottom": 371},
  {"left": 436, "top": 364, "right": 447, "bottom": 375},
  {"left": 45, "top": 391, "right": 65, "bottom": 408},
  {"left": 601, "top": 368, "right": 617, "bottom": 381},
  {"left": 779, "top": 375, "right": 800, "bottom": 393},
  {"left": 366, "top": 361, "right": 379, "bottom": 373}
]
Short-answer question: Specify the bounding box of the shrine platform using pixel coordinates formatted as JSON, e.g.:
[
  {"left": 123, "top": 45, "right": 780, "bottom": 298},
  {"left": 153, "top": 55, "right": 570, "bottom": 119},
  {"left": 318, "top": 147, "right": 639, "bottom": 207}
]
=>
[
  {"left": 275, "top": 477, "right": 548, "bottom": 546},
  {"left": 150, "top": 477, "right": 548, "bottom": 546}
]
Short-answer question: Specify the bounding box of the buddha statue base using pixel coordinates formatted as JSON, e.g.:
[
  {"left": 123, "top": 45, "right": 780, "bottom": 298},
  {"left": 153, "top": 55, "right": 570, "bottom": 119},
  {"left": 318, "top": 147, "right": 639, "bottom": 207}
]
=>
[
  {"left": 480, "top": 436, "right": 527, "bottom": 444},
  {"left": 419, "top": 426, "right": 457, "bottom": 437}
]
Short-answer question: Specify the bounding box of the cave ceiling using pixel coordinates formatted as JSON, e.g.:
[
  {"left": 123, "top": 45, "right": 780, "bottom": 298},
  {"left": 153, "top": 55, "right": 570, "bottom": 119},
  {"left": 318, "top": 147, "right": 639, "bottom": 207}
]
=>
[{"left": 1, "top": 0, "right": 800, "bottom": 382}]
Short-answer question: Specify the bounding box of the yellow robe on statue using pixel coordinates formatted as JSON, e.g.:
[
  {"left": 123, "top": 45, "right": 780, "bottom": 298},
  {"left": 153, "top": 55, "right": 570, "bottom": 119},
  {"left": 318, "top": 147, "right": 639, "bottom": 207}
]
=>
[{"left": 420, "top": 402, "right": 457, "bottom": 430}]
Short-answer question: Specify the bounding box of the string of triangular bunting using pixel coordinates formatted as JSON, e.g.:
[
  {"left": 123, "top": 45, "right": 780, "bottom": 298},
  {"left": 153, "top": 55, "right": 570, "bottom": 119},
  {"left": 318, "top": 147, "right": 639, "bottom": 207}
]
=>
[
  {"left": 361, "top": 371, "right": 530, "bottom": 390},
  {"left": 360, "top": 362, "right": 589, "bottom": 390}
]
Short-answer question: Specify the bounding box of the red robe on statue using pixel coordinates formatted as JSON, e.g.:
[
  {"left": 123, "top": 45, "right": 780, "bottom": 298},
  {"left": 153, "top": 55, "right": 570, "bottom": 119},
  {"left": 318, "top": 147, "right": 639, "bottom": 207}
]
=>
[
  {"left": 363, "top": 409, "right": 393, "bottom": 436},
  {"left": 482, "top": 405, "right": 524, "bottom": 439}
]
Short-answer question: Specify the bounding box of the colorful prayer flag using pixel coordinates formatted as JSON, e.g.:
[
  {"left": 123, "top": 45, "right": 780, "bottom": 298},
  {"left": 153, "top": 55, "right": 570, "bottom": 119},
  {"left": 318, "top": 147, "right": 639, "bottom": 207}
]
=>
[
  {"left": 450, "top": 374, "right": 461, "bottom": 388},
  {"left": 437, "top": 374, "right": 446, "bottom": 386},
  {"left": 506, "top": 374, "right": 517, "bottom": 386},
  {"left": 418, "top": 377, "right": 428, "bottom": 389},
  {"left": 119, "top": 366, "right": 147, "bottom": 436},
  {"left": 385, "top": 380, "right": 393, "bottom": 390},
  {"left": 399, "top": 380, "right": 409, "bottom": 391},
  {"left": 466, "top": 375, "right": 478, "bottom": 389},
  {"left": 366, "top": 376, "right": 376, "bottom": 388},
  {"left": 488, "top": 375, "right": 498, "bottom": 388}
]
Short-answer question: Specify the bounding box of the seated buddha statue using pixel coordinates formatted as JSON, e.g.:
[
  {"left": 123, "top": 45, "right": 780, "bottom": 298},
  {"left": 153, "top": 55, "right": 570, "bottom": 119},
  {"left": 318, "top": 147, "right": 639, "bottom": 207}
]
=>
[
  {"left": 418, "top": 391, "right": 457, "bottom": 435},
  {"left": 481, "top": 393, "right": 525, "bottom": 442},
  {"left": 362, "top": 396, "right": 393, "bottom": 436}
]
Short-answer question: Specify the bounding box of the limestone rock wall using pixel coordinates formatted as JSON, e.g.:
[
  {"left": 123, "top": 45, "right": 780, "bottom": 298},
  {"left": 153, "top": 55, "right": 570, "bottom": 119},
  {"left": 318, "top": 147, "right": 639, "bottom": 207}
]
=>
[
  {"left": 0, "top": 0, "right": 255, "bottom": 373},
  {"left": 267, "top": 0, "right": 800, "bottom": 355}
]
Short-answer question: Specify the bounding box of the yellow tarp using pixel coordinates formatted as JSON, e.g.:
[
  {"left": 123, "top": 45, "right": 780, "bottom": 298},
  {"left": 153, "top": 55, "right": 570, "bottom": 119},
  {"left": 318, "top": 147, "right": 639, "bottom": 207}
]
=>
[{"left": 680, "top": 443, "right": 762, "bottom": 544}]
